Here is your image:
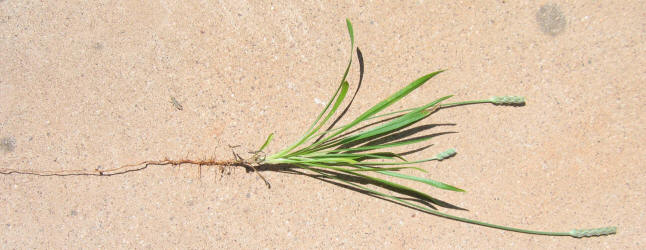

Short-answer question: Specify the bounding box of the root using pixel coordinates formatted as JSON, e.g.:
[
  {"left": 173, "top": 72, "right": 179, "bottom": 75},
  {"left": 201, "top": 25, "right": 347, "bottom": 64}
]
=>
[
  {"left": 0, "top": 158, "right": 236, "bottom": 176},
  {"left": 0, "top": 157, "right": 271, "bottom": 188}
]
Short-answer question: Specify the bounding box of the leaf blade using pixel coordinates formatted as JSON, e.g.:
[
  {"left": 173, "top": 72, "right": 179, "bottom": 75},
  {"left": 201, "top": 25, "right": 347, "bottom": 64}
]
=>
[
  {"left": 321, "top": 70, "right": 446, "bottom": 143},
  {"left": 258, "top": 133, "right": 274, "bottom": 152}
]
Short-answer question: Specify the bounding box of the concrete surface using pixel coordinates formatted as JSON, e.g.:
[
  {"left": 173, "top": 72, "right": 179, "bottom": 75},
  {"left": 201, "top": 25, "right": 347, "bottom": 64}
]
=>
[{"left": 1, "top": 1, "right": 644, "bottom": 248}]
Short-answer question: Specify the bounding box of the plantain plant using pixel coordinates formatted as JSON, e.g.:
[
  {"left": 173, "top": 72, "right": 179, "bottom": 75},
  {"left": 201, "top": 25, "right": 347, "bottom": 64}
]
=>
[
  {"left": 0, "top": 19, "right": 616, "bottom": 238},
  {"left": 249, "top": 19, "right": 616, "bottom": 238}
]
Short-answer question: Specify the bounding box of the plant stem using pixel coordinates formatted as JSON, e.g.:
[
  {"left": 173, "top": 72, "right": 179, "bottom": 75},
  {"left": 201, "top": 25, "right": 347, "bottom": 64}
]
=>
[
  {"left": 302, "top": 165, "right": 615, "bottom": 238},
  {"left": 440, "top": 99, "right": 493, "bottom": 107}
]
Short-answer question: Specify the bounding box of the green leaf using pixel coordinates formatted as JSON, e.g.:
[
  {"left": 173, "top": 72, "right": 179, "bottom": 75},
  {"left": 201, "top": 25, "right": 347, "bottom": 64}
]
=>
[
  {"left": 275, "top": 81, "right": 349, "bottom": 156},
  {"left": 347, "top": 166, "right": 426, "bottom": 172},
  {"left": 328, "top": 165, "right": 447, "bottom": 203},
  {"left": 302, "top": 166, "right": 574, "bottom": 237},
  {"left": 350, "top": 94, "right": 452, "bottom": 143},
  {"left": 289, "top": 156, "right": 359, "bottom": 165},
  {"left": 340, "top": 161, "right": 464, "bottom": 192},
  {"left": 307, "top": 70, "right": 446, "bottom": 149},
  {"left": 309, "top": 152, "right": 404, "bottom": 161},
  {"left": 272, "top": 20, "right": 355, "bottom": 158},
  {"left": 304, "top": 94, "right": 452, "bottom": 154},
  {"left": 258, "top": 133, "right": 274, "bottom": 152},
  {"left": 327, "top": 135, "right": 435, "bottom": 153},
  {"left": 338, "top": 110, "right": 431, "bottom": 146},
  {"left": 376, "top": 170, "right": 465, "bottom": 192},
  {"left": 306, "top": 81, "right": 350, "bottom": 141},
  {"left": 346, "top": 19, "right": 354, "bottom": 46},
  {"left": 356, "top": 157, "right": 437, "bottom": 166}
]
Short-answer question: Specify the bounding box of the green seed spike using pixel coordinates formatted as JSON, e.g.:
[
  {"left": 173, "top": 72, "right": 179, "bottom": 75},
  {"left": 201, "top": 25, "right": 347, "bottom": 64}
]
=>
[
  {"left": 489, "top": 96, "right": 526, "bottom": 105},
  {"left": 438, "top": 95, "right": 525, "bottom": 109},
  {"left": 569, "top": 227, "right": 617, "bottom": 238},
  {"left": 435, "top": 148, "right": 457, "bottom": 161}
]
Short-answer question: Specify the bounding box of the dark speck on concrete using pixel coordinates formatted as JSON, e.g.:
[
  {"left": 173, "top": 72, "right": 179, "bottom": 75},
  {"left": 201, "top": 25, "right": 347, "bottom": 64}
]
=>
[
  {"left": 93, "top": 42, "right": 103, "bottom": 50},
  {"left": 536, "top": 4, "right": 566, "bottom": 36},
  {"left": 1, "top": 136, "right": 16, "bottom": 152},
  {"left": 70, "top": 210, "right": 78, "bottom": 216}
]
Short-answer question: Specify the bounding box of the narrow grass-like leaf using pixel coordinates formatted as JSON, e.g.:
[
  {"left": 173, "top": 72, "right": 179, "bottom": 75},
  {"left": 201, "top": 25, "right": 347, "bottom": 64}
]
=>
[
  {"left": 338, "top": 110, "right": 431, "bottom": 145},
  {"left": 317, "top": 164, "right": 450, "bottom": 205},
  {"left": 331, "top": 94, "right": 451, "bottom": 147},
  {"left": 275, "top": 82, "right": 343, "bottom": 156},
  {"left": 347, "top": 166, "right": 427, "bottom": 172},
  {"left": 343, "top": 94, "right": 453, "bottom": 144},
  {"left": 301, "top": 166, "right": 581, "bottom": 237},
  {"left": 275, "top": 81, "right": 349, "bottom": 155},
  {"left": 258, "top": 133, "right": 274, "bottom": 152},
  {"left": 356, "top": 157, "right": 437, "bottom": 166},
  {"left": 326, "top": 135, "right": 435, "bottom": 153},
  {"left": 304, "top": 70, "right": 446, "bottom": 151},
  {"left": 273, "top": 20, "right": 355, "bottom": 158},
  {"left": 294, "top": 110, "right": 429, "bottom": 156},
  {"left": 301, "top": 95, "right": 453, "bottom": 154},
  {"left": 338, "top": 19, "right": 354, "bottom": 84},
  {"left": 304, "top": 81, "right": 350, "bottom": 141},
  {"left": 281, "top": 156, "right": 359, "bottom": 165},
  {"left": 377, "top": 170, "right": 465, "bottom": 192},
  {"left": 296, "top": 162, "right": 443, "bottom": 203},
  {"left": 309, "top": 152, "right": 406, "bottom": 161},
  {"left": 316, "top": 47, "right": 366, "bottom": 143},
  {"left": 343, "top": 161, "right": 464, "bottom": 192}
]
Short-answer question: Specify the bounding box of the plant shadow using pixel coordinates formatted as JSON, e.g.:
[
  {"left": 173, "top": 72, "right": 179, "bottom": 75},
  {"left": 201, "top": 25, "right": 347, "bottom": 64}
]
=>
[{"left": 255, "top": 163, "right": 468, "bottom": 214}]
